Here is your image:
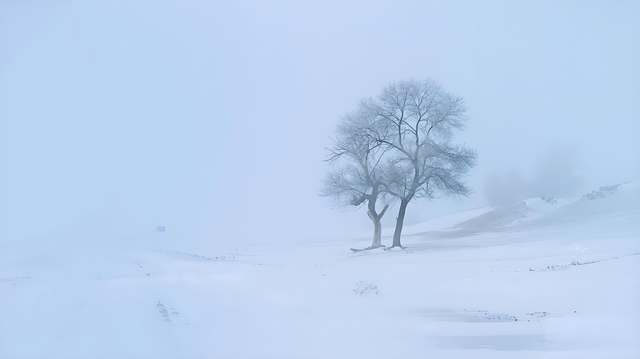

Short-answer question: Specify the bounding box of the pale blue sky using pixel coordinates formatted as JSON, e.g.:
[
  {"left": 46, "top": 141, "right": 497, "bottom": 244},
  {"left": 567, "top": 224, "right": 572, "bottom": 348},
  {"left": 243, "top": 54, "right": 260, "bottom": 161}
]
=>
[{"left": 1, "top": 1, "right": 638, "bottom": 242}]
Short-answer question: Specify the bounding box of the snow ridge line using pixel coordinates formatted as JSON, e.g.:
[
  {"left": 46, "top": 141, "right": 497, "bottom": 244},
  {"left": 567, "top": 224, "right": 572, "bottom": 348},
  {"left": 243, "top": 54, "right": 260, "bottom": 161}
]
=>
[
  {"left": 150, "top": 250, "right": 277, "bottom": 267},
  {"left": 0, "top": 276, "right": 31, "bottom": 282},
  {"left": 150, "top": 250, "right": 223, "bottom": 261},
  {"left": 529, "top": 252, "right": 640, "bottom": 272}
]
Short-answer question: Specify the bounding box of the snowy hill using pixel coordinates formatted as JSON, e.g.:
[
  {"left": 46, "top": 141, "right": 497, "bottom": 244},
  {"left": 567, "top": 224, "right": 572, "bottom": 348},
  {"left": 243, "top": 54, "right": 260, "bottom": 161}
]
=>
[
  {"left": 392, "top": 181, "right": 640, "bottom": 240},
  {"left": 1, "top": 182, "right": 639, "bottom": 358}
]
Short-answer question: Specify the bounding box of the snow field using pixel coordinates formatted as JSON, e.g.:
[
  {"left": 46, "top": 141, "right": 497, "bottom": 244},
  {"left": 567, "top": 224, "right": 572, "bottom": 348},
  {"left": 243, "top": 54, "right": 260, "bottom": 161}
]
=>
[{"left": 1, "top": 183, "right": 639, "bottom": 358}]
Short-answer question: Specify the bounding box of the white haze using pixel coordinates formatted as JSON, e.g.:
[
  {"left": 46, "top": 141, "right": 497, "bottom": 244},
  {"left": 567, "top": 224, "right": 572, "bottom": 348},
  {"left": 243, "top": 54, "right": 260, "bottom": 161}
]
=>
[
  {"left": 1, "top": 1, "right": 639, "bottom": 244},
  {"left": 484, "top": 145, "right": 586, "bottom": 206}
]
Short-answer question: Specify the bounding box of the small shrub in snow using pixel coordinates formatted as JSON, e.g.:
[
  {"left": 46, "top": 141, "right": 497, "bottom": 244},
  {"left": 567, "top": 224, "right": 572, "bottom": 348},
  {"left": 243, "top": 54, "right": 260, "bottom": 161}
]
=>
[
  {"left": 157, "top": 301, "right": 180, "bottom": 323},
  {"left": 579, "top": 184, "right": 621, "bottom": 201}
]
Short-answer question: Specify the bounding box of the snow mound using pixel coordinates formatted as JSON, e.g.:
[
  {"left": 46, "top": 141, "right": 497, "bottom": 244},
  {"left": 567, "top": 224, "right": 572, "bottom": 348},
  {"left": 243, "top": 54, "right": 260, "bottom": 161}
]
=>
[
  {"left": 399, "top": 206, "right": 494, "bottom": 235},
  {"left": 540, "top": 182, "right": 640, "bottom": 220},
  {"left": 453, "top": 201, "right": 531, "bottom": 229},
  {"left": 405, "top": 181, "right": 639, "bottom": 235},
  {"left": 579, "top": 182, "right": 628, "bottom": 201}
]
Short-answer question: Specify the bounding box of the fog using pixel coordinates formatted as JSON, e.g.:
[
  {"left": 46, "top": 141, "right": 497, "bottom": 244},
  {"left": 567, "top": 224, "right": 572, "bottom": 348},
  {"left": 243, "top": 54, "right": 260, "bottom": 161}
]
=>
[
  {"left": 1, "top": 1, "right": 638, "bottom": 244},
  {"left": 484, "top": 145, "right": 586, "bottom": 206}
]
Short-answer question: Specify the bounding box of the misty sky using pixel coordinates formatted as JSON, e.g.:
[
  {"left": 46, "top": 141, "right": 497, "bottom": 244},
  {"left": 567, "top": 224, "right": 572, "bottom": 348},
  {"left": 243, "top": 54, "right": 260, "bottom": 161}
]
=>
[{"left": 1, "top": 1, "right": 638, "bottom": 243}]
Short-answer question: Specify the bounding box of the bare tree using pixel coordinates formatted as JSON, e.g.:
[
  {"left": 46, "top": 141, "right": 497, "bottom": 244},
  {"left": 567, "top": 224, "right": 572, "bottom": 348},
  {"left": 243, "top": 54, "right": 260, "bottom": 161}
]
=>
[
  {"left": 322, "top": 109, "right": 392, "bottom": 249},
  {"left": 363, "top": 79, "right": 477, "bottom": 248}
]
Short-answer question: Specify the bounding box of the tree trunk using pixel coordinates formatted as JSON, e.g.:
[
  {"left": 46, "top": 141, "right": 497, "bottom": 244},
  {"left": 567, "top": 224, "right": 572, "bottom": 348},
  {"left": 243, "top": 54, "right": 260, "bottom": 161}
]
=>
[
  {"left": 367, "top": 203, "right": 388, "bottom": 249},
  {"left": 367, "top": 210, "right": 381, "bottom": 248},
  {"left": 372, "top": 215, "right": 382, "bottom": 248},
  {"left": 392, "top": 199, "right": 409, "bottom": 248}
]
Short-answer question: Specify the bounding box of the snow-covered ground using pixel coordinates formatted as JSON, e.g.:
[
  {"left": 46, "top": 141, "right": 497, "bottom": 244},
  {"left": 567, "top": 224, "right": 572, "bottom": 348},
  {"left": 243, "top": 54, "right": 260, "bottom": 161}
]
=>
[{"left": 1, "top": 183, "right": 639, "bottom": 358}]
